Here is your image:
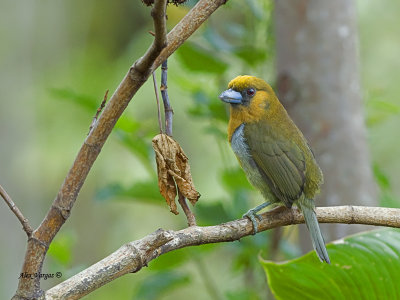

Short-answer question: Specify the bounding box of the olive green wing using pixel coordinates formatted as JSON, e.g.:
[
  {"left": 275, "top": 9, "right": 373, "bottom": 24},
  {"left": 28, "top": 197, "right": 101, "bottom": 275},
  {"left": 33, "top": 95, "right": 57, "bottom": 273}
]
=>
[{"left": 244, "top": 123, "right": 306, "bottom": 207}]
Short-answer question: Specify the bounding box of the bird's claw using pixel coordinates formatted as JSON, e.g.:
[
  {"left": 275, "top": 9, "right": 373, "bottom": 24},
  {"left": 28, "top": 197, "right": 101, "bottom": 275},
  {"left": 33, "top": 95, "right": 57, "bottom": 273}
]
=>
[{"left": 243, "top": 209, "right": 261, "bottom": 235}]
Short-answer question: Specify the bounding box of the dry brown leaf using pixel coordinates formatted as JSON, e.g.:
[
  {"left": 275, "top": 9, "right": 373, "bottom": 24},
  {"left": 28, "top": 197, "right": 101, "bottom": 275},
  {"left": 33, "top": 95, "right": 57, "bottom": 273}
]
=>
[{"left": 152, "top": 134, "right": 200, "bottom": 214}]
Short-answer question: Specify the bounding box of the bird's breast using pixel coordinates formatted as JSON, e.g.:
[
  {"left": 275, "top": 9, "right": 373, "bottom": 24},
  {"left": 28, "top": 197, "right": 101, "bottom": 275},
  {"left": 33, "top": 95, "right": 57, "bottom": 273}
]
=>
[
  {"left": 231, "top": 124, "right": 251, "bottom": 164},
  {"left": 231, "top": 124, "right": 272, "bottom": 197}
]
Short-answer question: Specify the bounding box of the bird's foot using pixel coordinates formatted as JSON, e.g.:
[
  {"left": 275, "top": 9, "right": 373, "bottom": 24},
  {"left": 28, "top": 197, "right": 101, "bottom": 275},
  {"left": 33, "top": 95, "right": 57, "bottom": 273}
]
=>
[{"left": 243, "top": 208, "right": 262, "bottom": 235}]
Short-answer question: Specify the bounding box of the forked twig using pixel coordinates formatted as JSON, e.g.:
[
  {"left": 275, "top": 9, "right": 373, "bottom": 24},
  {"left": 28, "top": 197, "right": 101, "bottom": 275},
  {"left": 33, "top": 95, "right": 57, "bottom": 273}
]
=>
[{"left": 13, "top": 0, "right": 229, "bottom": 298}]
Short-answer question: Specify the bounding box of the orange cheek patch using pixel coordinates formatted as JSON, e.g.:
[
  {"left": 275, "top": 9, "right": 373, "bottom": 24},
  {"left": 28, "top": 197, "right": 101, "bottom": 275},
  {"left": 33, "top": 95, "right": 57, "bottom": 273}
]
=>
[{"left": 227, "top": 92, "right": 270, "bottom": 141}]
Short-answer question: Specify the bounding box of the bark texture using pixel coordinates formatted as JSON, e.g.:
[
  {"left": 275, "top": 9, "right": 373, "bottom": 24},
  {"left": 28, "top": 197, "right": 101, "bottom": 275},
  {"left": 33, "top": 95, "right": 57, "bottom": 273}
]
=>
[
  {"left": 11, "top": 0, "right": 229, "bottom": 298},
  {"left": 44, "top": 205, "right": 400, "bottom": 299},
  {"left": 274, "top": 0, "right": 377, "bottom": 242}
]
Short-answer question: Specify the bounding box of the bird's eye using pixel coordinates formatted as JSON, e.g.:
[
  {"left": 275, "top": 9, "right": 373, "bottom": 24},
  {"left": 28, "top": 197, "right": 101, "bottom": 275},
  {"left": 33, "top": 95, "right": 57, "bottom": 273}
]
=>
[{"left": 246, "top": 88, "right": 255, "bottom": 97}]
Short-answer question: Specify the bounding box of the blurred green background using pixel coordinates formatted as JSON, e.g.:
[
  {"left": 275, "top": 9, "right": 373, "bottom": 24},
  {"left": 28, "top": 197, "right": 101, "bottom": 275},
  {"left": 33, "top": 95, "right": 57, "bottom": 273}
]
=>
[{"left": 0, "top": 0, "right": 399, "bottom": 299}]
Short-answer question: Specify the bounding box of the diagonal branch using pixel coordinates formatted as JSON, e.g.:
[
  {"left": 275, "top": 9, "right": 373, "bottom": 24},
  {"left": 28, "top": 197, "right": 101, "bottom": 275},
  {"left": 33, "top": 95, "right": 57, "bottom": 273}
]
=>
[
  {"left": 14, "top": 0, "right": 168, "bottom": 298},
  {"left": 135, "top": 0, "right": 168, "bottom": 74},
  {"left": 13, "top": 1, "right": 229, "bottom": 299},
  {"left": 0, "top": 184, "right": 33, "bottom": 237},
  {"left": 88, "top": 90, "right": 108, "bottom": 135},
  {"left": 151, "top": 0, "right": 229, "bottom": 72},
  {"left": 44, "top": 205, "right": 400, "bottom": 299}
]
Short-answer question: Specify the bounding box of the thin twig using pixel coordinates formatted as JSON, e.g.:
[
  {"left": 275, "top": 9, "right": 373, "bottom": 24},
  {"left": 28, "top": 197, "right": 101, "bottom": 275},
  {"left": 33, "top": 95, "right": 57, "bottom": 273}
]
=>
[
  {"left": 13, "top": 0, "right": 169, "bottom": 298},
  {"left": 0, "top": 184, "right": 33, "bottom": 237},
  {"left": 88, "top": 90, "right": 108, "bottom": 135},
  {"left": 161, "top": 60, "right": 196, "bottom": 226},
  {"left": 161, "top": 60, "right": 173, "bottom": 136},
  {"left": 13, "top": 0, "right": 229, "bottom": 299},
  {"left": 135, "top": 0, "right": 168, "bottom": 73},
  {"left": 152, "top": 72, "right": 163, "bottom": 133},
  {"left": 45, "top": 205, "right": 400, "bottom": 299},
  {"left": 151, "top": 0, "right": 229, "bottom": 71},
  {"left": 178, "top": 191, "right": 197, "bottom": 226}
]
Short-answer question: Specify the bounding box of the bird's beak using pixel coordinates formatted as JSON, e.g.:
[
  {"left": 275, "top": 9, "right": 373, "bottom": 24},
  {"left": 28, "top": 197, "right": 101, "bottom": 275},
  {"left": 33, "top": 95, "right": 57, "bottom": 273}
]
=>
[{"left": 219, "top": 89, "right": 242, "bottom": 104}]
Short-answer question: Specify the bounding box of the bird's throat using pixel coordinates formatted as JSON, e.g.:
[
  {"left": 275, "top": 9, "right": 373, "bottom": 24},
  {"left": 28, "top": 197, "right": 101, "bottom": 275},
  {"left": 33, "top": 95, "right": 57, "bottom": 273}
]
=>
[{"left": 227, "top": 100, "right": 266, "bottom": 142}]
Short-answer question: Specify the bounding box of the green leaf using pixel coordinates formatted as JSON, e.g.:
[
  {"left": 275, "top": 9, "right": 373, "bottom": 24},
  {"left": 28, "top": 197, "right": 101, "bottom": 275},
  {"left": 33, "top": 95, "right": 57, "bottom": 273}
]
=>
[
  {"left": 188, "top": 90, "right": 228, "bottom": 124},
  {"left": 48, "top": 231, "right": 76, "bottom": 266},
  {"left": 115, "top": 129, "right": 150, "bottom": 160},
  {"left": 95, "top": 179, "right": 163, "bottom": 204},
  {"left": 135, "top": 271, "right": 190, "bottom": 300},
  {"left": 367, "top": 99, "right": 400, "bottom": 114},
  {"left": 372, "top": 164, "right": 400, "bottom": 208},
  {"left": 114, "top": 129, "right": 153, "bottom": 171},
  {"left": 203, "top": 125, "right": 226, "bottom": 140},
  {"left": 366, "top": 91, "right": 400, "bottom": 126},
  {"left": 245, "top": 0, "right": 265, "bottom": 20},
  {"left": 50, "top": 88, "right": 98, "bottom": 111},
  {"left": 203, "top": 27, "right": 233, "bottom": 51},
  {"left": 226, "top": 289, "right": 261, "bottom": 300},
  {"left": 149, "top": 249, "right": 188, "bottom": 271},
  {"left": 373, "top": 163, "right": 391, "bottom": 190},
  {"left": 208, "top": 98, "right": 229, "bottom": 122},
  {"left": 193, "top": 90, "right": 210, "bottom": 105},
  {"left": 195, "top": 201, "right": 230, "bottom": 226},
  {"left": 380, "top": 192, "right": 400, "bottom": 208},
  {"left": 261, "top": 228, "right": 400, "bottom": 299},
  {"left": 115, "top": 116, "right": 141, "bottom": 132},
  {"left": 176, "top": 42, "right": 228, "bottom": 74},
  {"left": 234, "top": 47, "right": 267, "bottom": 67},
  {"left": 221, "top": 168, "right": 253, "bottom": 192}
]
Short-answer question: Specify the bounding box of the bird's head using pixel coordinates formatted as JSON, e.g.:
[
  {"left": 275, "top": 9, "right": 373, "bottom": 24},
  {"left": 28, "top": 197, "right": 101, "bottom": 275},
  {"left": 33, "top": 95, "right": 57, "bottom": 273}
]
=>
[
  {"left": 219, "top": 75, "right": 280, "bottom": 126},
  {"left": 219, "top": 75, "right": 272, "bottom": 105}
]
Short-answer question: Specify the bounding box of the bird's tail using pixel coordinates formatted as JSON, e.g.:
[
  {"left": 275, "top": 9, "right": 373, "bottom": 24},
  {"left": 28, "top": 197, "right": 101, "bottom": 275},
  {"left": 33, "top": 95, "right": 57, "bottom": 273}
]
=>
[{"left": 298, "top": 197, "right": 330, "bottom": 264}]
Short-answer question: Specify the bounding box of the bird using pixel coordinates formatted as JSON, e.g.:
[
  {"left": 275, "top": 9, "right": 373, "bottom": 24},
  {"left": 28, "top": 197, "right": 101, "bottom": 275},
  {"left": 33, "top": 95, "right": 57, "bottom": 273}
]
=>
[{"left": 219, "top": 75, "right": 330, "bottom": 263}]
